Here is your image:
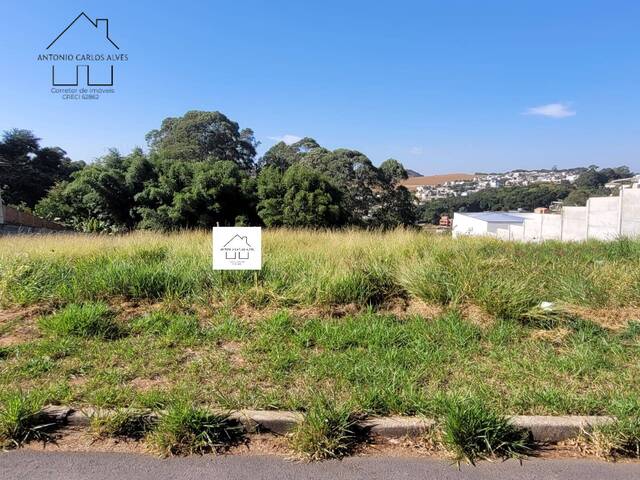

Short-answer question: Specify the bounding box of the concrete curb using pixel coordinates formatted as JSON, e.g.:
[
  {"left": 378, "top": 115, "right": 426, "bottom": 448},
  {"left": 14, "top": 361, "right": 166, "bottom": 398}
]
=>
[
  {"left": 40, "top": 406, "right": 615, "bottom": 443},
  {"left": 510, "top": 415, "right": 616, "bottom": 443}
]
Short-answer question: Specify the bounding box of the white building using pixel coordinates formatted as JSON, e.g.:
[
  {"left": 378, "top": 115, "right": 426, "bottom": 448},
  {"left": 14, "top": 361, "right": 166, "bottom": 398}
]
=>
[
  {"left": 452, "top": 212, "right": 534, "bottom": 238},
  {"left": 452, "top": 183, "right": 640, "bottom": 242}
]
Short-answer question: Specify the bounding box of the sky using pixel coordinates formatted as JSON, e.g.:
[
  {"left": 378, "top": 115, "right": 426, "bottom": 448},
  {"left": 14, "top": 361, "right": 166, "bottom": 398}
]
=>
[{"left": 1, "top": 0, "right": 639, "bottom": 174}]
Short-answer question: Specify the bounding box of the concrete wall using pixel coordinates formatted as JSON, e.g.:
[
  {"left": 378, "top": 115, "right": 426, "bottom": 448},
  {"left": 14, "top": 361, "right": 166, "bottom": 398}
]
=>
[
  {"left": 509, "top": 224, "right": 525, "bottom": 241},
  {"left": 586, "top": 196, "right": 620, "bottom": 240},
  {"left": 523, "top": 217, "right": 543, "bottom": 242},
  {"left": 0, "top": 224, "right": 65, "bottom": 235},
  {"left": 540, "top": 214, "right": 562, "bottom": 241},
  {"left": 453, "top": 186, "right": 640, "bottom": 243},
  {"left": 561, "top": 207, "right": 587, "bottom": 242},
  {"left": 496, "top": 228, "right": 510, "bottom": 240},
  {"left": 452, "top": 214, "right": 488, "bottom": 238},
  {"left": 1, "top": 205, "right": 65, "bottom": 230},
  {"left": 620, "top": 188, "right": 640, "bottom": 237}
]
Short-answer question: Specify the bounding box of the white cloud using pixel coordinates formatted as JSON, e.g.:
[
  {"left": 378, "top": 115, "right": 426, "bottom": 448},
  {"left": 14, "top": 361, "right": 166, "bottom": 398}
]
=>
[
  {"left": 267, "top": 134, "right": 302, "bottom": 145},
  {"left": 523, "top": 103, "right": 576, "bottom": 118},
  {"left": 409, "top": 146, "right": 424, "bottom": 155}
]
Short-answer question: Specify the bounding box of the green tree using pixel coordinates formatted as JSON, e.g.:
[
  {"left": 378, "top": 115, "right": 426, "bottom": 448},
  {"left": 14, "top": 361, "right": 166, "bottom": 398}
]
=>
[
  {"left": 417, "top": 183, "right": 573, "bottom": 224},
  {"left": 260, "top": 137, "right": 320, "bottom": 171},
  {"left": 256, "top": 165, "right": 286, "bottom": 226},
  {"left": 563, "top": 188, "right": 592, "bottom": 206},
  {"left": 136, "top": 160, "right": 256, "bottom": 230},
  {"left": 35, "top": 149, "right": 148, "bottom": 230},
  {"left": 0, "top": 129, "right": 84, "bottom": 207},
  {"left": 279, "top": 163, "right": 343, "bottom": 227},
  {"left": 378, "top": 158, "right": 408, "bottom": 183},
  {"left": 145, "top": 111, "right": 258, "bottom": 168}
]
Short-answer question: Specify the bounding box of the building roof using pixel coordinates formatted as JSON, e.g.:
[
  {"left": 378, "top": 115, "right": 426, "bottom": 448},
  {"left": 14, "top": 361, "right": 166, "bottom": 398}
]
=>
[
  {"left": 399, "top": 173, "right": 475, "bottom": 190},
  {"left": 457, "top": 212, "right": 527, "bottom": 223}
]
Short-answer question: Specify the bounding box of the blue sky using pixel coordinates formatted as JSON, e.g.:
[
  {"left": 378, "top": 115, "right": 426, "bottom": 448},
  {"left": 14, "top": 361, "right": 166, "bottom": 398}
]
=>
[{"left": 1, "top": 0, "right": 638, "bottom": 174}]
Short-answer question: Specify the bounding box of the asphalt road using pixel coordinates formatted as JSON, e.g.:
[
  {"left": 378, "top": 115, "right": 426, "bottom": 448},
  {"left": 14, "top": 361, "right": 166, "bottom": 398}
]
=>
[{"left": 1, "top": 452, "right": 640, "bottom": 480}]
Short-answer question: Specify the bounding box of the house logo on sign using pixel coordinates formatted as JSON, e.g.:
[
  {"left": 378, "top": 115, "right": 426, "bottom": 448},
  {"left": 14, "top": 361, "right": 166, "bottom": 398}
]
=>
[
  {"left": 213, "top": 227, "right": 261, "bottom": 270},
  {"left": 37, "top": 12, "right": 129, "bottom": 100},
  {"left": 222, "top": 234, "right": 253, "bottom": 260}
]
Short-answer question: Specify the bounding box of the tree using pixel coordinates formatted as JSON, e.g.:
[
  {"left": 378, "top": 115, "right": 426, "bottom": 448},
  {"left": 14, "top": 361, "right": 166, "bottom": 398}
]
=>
[
  {"left": 417, "top": 183, "right": 573, "bottom": 224},
  {"left": 257, "top": 163, "right": 343, "bottom": 227},
  {"left": 0, "top": 129, "right": 84, "bottom": 207},
  {"left": 135, "top": 160, "right": 257, "bottom": 230},
  {"left": 145, "top": 111, "right": 258, "bottom": 168},
  {"left": 563, "top": 188, "right": 592, "bottom": 206},
  {"left": 256, "top": 165, "right": 286, "bottom": 226},
  {"left": 260, "top": 137, "right": 321, "bottom": 171},
  {"left": 378, "top": 158, "right": 408, "bottom": 183},
  {"left": 35, "top": 149, "right": 147, "bottom": 230},
  {"left": 574, "top": 165, "right": 631, "bottom": 190},
  {"left": 281, "top": 163, "right": 343, "bottom": 227},
  {"left": 303, "top": 148, "right": 382, "bottom": 225},
  {"left": 371, "top": 185, "right": 416, "bottom": 227}
]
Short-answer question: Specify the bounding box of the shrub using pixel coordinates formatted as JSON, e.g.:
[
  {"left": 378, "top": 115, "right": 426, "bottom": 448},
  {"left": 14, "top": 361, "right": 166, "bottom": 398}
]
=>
[
  {"left": 290, "top": 397, "right": 363, "bottom": 460},
  {"left": 441, "top": 398, "right": 532, "bottom": 465},
  {"left": 0, "top": 391, "right": 49, "bottom": 449},
  {"left": 38, "top": 302, "right": 123, "bottom": 339},
  {"left": 147, "top": 402, "right": 243, "bottom": 456}
]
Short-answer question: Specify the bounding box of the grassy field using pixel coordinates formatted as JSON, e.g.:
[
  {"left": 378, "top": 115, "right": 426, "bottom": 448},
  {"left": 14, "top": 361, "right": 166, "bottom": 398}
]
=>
[{"left": 1, "top": 229, "right": 639, "bottom": 421}]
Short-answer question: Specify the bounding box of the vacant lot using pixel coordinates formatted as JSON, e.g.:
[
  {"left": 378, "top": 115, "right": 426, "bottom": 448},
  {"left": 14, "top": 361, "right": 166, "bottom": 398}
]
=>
[{"left": 1, "top": 230, "right": 639, "bottom": 417}]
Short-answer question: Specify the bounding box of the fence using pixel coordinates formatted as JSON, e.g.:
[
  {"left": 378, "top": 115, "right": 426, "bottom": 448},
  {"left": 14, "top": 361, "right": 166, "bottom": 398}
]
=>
[
  {"left": 498, "top": 187, "right": 640, "bottom": 242},
  {"left": 0, "top": 204, "right": 66, "bottom": 232}
]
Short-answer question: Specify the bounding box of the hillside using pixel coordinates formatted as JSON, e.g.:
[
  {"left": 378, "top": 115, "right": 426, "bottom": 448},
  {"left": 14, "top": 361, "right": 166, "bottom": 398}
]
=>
[{"left": 399, "top": 173, "right": 475, "bottom": 190}]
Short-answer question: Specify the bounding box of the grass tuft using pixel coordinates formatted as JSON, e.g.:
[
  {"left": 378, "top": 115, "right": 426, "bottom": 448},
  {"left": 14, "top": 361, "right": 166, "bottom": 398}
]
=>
[
  {"left": 89, "top": 408, "right": 156, "bottom": 440},
  {"left": 585, "top": 418, "right": 640, "bottom": 460},
  {"left": 290, "top": 397, "right": 364, "bottom": 461},
  {"left": 38, "top": 302, "right": 124, "bottom": 339},
  {"left": 441, "top": 398, "right": 532, "bottom": 465},
  {"left": 147, "top": 402, "right": 243, "bottom": 456},
  {"left": 0, "top": 391, "right": 49, "bottom": 449},
  {"left": 130, "top": 311, "right": 200, "bottom": 341}
]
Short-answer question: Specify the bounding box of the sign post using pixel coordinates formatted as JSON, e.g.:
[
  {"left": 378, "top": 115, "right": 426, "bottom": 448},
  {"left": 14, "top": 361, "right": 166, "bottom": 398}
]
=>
[{"left": 212, "top": 227, "right": 262, "bottom": 271}]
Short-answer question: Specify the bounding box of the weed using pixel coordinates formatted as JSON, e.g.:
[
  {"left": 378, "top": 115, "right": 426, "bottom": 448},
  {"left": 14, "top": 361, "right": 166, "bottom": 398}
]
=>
[
  {"left": 147, "top": 401, "right": 243, "bottom": 456},
  {"left": 89, "top": 408, "right": 156, "bottom": 440},
  {"left": 290, "top": 396, "right": 364, "bottom": 460},
  {"left": 0, "top": 391, "right": 50, "bottom": 449},
  {"left": 441, "top": 398, "right": 532, "bottom": 465},
  {"left": 585, "top": 418, "right": 640, "bottom": 459},
  {"left": 130, "top": 312, "right": 200, "bottom": 341},
  {"left": 38, "top": 302, "right": 123, "bottom": 339}
]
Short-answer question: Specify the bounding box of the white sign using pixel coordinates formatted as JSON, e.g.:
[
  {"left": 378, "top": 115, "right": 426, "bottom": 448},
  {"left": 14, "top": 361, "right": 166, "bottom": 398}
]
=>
[{"left": 212, "top": 227, "right": 262, "bottom": 270}]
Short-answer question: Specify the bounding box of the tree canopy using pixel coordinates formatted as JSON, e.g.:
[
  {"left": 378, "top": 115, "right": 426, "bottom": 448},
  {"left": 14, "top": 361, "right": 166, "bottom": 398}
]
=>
[
  {"left": 31, "top": 111, "right": 416, "bottom": 231},
  {"left": 145, "top": 111, "right": 258, "bottom": 169},
  {"left": 0, "top": 129, "right": 84, "bottom": 207}
]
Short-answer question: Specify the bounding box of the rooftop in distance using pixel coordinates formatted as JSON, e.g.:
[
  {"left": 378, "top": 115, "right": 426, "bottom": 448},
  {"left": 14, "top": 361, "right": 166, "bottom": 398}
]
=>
[
  {"left": 459, "top": 212, "right": 529, "bottom": 223},
  {"left": 399, "top": 173, "right": 475, "bottom": 191}
]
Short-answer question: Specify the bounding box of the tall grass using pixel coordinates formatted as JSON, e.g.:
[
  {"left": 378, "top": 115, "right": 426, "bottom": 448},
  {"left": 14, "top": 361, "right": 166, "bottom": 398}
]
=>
[{"left": 2, "top": 230, "right": 639, "bottom": 313}]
